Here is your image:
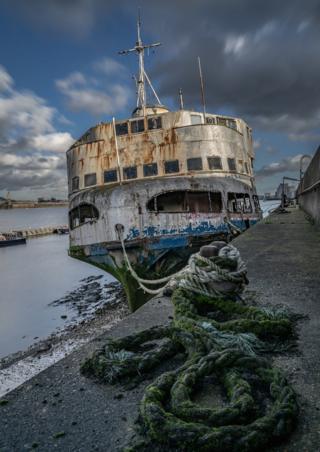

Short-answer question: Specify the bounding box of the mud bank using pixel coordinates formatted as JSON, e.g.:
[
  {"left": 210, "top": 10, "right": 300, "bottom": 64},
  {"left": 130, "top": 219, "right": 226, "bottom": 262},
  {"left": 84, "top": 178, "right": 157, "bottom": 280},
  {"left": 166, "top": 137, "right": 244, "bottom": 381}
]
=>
[{"left": 0, "top": 278, "right": 129, "bottom": 398}]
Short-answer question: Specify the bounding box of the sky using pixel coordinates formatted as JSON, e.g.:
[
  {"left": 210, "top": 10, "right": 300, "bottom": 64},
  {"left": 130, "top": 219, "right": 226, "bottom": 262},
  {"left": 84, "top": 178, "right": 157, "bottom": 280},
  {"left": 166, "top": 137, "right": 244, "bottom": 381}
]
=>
[{"left": 0, "top": 0, "right": 320, "bottom": 200}]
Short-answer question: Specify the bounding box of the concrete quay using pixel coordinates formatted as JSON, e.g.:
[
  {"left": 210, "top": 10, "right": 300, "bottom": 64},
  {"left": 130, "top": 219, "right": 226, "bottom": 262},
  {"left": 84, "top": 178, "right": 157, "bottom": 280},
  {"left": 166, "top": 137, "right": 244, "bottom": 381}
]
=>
[{"left": 0, "top": 207, "right": 320, "bottom": 451}]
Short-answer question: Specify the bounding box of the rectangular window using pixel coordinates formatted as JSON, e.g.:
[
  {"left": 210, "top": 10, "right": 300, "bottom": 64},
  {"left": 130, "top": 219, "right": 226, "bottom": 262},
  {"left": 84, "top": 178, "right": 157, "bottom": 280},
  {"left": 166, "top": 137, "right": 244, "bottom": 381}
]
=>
[
  {"left": 227, "top": 193, "right": 237, "bottom": 213},
  {"left": 143, "top": 163, "right": 158, "bottom": 177},
  {"left": 72, "top": 176, "right": 79, "bottom": 191},
  {"left": 206, "top": 116, "right": 216, "bottom": 125},
  {"left": 164, "top": 159, "right": 179, "bottom": 174},
  {"left": 217, "top": 117, "right": 227, "bottom": 126},
  {"left": 244, "top": 194, "right": 252, "bottom": 213},
  {"left": 147, "top": 116, "right": 162, "bottom": 130},
  {"left": 191, "top": 114, "right": 202, "bottom": 125},
  {"left": 253, "top": 195, "right": 261, "bottom": 212},
  {"left": 227, "top": 158, "right": 236, "bottom": 171},
  {"left": 245, "top": 162, "right": 249, "bottom": 174},
  {"left": 227, "top": 119, "right": 237, "bottom": 130},
  {"left": 187, "top": 157, "right": 203, "bottom": 171},
  {"left": 236, "top": 194, "right": 245, "bottom": 212},
  {"left": 130, "top": 119, "right": 145, "bottom": 134},
  {"left": 123, "top": 166, "right": 137, "bottom": 180},
  {"left": 104, "top": 169, "right": 118, "bottom": 183},
  {"left": 208, "top": 156, "right": 222, "bottom": 170},
  {"left": 115, "top": 122, "right": 128, "bottom": 136},
  {"left": 84, "top": 173, "right": 97, "bottom": 187}
]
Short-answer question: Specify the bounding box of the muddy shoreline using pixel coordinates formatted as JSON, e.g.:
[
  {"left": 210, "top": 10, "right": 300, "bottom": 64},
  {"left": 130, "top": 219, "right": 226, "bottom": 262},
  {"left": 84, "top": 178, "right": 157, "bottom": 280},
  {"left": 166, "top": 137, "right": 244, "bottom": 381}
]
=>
[{"left": 0, "top": 277, "right": 130, "bottom": 396}]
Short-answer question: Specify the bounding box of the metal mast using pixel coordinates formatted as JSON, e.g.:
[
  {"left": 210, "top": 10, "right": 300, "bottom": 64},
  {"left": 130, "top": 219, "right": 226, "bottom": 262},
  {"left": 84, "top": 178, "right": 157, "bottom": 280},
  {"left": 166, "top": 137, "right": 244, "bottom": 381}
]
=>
[{"left": 118, "top": 12, "right": 162, "bottom": 112}]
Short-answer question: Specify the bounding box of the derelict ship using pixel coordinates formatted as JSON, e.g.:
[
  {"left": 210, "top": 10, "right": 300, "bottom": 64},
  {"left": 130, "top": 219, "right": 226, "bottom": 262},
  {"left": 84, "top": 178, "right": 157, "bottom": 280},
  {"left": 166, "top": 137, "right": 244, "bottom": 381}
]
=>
[{"left": 66, "top": 20, "right": 262, "bottom": 311}]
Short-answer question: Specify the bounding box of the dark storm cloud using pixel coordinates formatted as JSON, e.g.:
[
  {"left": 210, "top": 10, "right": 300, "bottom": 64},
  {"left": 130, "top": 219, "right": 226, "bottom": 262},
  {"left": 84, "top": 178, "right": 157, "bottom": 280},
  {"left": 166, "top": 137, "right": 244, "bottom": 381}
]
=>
[
  {"left": 142, "top": 0, "right": 320, "bottom": 132},
  {"left": 0, "top": 170, "right": 66, "bottom": 191},
  {"left": 7, "top": 0, "right": 320, "bottom": 133},
  {"left": 2, "top": 0, "right": 124, "bottom": 37}
]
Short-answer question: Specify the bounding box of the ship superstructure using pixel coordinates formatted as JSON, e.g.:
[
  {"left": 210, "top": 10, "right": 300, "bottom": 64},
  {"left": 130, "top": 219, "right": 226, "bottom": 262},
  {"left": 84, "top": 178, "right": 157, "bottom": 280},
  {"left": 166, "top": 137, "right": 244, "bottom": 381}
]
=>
[{"left": 67, "top": 18, "right": 262, "bottom": 310}]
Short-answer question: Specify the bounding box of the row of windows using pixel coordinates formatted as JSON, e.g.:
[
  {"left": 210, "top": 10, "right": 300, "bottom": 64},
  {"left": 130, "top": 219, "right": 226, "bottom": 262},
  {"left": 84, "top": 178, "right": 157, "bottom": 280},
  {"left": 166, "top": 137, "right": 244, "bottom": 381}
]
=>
[
  {"left": 115, "top": 115, "right": 241, "bottom": 137},
  {"left": 69, "top": 193, "right": 261, "bottom": 229},
  {"left": 205, "top": 116, "right": 237, "bottom": 130},
  {"left": 71, "top": 157, "right": 251, "bottom": 189},
  {"left": 116, "top": 116, "right": 162, "bottom": 136},
  {"left": 73, "top": 160, "right": 249, "bottom": 189}
]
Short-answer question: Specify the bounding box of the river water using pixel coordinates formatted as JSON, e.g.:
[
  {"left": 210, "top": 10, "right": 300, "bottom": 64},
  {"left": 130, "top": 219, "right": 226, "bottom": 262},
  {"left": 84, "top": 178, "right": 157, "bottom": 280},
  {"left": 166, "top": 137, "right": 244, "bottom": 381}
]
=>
[
  {"left": 0, "top": 202, "right": 278, "bottom": 360},
  {"left": 0, "top": 207, "right": 114, "bottom": 359}
]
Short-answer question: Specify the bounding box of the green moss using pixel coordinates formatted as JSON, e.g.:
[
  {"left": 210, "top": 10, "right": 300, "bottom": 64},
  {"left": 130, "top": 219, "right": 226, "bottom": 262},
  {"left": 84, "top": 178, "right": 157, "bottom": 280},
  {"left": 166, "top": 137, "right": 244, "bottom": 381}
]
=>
[
  {"left": 53, "top": 432, "right": 66, "bottom": 439},
  {"left": 0, "top": 399, "right": 8, "bottom": 406},
  {"left": 68, "top": 249, "right": 150, "bottom": 312},
  {"left": 140, "top": 349, "right": 298, "bottom": 450},
  {"left": 69, "top": 245, "right": 85, "bottom": 258}
]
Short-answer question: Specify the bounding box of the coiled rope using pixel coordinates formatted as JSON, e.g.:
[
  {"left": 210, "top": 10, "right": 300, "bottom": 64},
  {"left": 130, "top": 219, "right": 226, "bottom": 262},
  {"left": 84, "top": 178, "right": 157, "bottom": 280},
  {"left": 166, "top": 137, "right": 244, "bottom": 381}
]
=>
[
  {"left": 82, "top": 241, "right": 299, "bottom": 451},
  {"left": 120, "top": 235, "right": 247, "bottom": 298}
]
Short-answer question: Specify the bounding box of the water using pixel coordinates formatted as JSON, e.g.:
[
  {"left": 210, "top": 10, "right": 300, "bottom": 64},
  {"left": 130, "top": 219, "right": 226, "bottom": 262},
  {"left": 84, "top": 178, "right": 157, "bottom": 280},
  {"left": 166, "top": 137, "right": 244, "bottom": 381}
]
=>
[
  {"left": 0, "top": 208, "right": 114, "bottom": 359},
  {"left": 0, "top": 206, "right": 68, "bottom": 232},
  {"left": 260, "top": 200, "right": 280, "bottom": 217}
]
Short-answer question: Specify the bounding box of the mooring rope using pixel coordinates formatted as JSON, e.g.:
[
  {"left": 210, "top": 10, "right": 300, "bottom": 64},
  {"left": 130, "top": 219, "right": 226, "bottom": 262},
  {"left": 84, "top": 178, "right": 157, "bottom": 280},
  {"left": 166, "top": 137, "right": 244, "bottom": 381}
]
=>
[
  {"left": 120, "top": 234, "right": 247, "bottom": 298},
  {"left": 82, "top": 240, "right": 299, "bottom": 451}
]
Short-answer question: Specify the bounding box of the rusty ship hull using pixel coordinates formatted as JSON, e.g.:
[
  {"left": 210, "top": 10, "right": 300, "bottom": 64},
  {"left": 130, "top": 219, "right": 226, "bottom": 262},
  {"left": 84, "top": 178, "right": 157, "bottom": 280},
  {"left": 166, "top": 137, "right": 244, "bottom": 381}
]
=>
[{"left": 67, "top": 109, "right": 262, "bottom": 311}]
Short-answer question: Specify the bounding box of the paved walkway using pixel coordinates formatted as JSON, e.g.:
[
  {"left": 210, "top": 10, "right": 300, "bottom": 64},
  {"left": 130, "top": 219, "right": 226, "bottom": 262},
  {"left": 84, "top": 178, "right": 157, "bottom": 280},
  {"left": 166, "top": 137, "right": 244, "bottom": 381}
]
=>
[{"left": 1, "top": 207, "right": 319, "bottom": 451}]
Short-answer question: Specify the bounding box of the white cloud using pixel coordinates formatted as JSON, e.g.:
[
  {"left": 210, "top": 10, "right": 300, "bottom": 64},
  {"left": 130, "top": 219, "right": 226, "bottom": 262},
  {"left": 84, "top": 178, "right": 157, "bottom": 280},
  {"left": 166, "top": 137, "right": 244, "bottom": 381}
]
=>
[
  {"left": 0, "top": 66, "right": 13, "bottom": 92},
  {"left": 0, "top": 153, "right": 63, "bottom": 170},
  {"left": 55, "top": 71, "right": 87, "bottom": 92},
  {"left": 224, "top": 35, "right": 246, "bottom": 56},
  {"left": 31, "top": 132, "right": 74, "bottom": 152},
  {"left": 94, "top": 57, "right": 127, "bottom": 76},
  {"left": 56, "top": 66, "right": 131, "bottom": 115},
  {"left": 253, "top": 139, "right": 261, "bottom": 150},
  {"left": 256, "top": 153, "right": 308, "bottom": 177},
  {"left": 0, "top": 66, "right": 74, "bottom": 152},
  {"left": 0, "top": 65, "right": 74, "bottom": 195},
  {"left": 0, "top": 91, "right": 56, "bottom": 139}
]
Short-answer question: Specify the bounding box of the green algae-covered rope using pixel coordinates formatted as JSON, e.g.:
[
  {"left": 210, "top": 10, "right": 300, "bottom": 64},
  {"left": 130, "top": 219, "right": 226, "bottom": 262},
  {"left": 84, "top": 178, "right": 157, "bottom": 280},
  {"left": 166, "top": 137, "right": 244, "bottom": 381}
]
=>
[
  {"left": 81, "top": 241, "right": 299, "bottom": 451},
  {"left": 81, "top": 325, "right": 184, "bottom": 384},
  {"left": 139, "top": 349, "right": 298, "bottom": 451}
]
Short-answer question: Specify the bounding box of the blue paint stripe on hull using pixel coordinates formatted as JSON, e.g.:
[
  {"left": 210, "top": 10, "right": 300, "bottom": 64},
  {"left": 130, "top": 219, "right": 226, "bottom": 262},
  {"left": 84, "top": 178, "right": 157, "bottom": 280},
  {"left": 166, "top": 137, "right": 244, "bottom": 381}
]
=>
[
  {"left": 126, "top": 219, "right": 259, "bottom": 241},
  {"left": 87, "top": 219, "right": 259, "bottom": 258}
]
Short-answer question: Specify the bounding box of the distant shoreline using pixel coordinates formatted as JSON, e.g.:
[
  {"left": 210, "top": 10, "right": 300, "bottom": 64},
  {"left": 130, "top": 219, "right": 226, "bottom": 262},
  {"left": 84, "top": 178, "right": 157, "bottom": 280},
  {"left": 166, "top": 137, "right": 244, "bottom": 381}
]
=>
[{"left": 0, "top": 201, "right": 68, "bottom": 209}]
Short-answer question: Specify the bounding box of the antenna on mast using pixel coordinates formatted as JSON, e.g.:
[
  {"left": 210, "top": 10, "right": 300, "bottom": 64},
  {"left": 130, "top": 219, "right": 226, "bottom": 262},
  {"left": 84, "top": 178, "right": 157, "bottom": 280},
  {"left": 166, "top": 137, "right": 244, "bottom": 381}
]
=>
[
  {"left": 118, "top": 10, "right": 162, "bottom": 115},
  {"left": 198, "top": 56, "right": 207, "bottom": 122},
  {"left": 179, "top": 88, "right": 184, "bottom": 110}
]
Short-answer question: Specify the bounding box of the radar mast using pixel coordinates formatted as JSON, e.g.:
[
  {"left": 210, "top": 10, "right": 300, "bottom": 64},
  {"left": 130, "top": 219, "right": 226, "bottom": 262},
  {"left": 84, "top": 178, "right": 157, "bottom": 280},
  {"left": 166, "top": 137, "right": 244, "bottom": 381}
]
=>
[{"left": 118, "top": 11, "right": 162, "bottom": 113}]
